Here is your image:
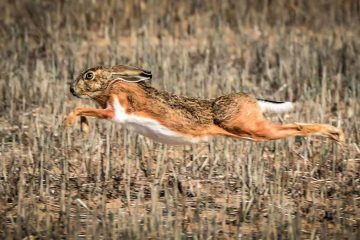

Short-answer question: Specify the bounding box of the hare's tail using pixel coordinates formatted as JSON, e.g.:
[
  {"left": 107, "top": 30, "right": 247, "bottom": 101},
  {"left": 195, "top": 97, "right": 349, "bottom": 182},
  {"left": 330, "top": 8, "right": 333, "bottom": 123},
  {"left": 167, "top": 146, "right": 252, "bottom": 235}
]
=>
[{"left": 257, "top": 99, "right": 293, "bottom": 113}]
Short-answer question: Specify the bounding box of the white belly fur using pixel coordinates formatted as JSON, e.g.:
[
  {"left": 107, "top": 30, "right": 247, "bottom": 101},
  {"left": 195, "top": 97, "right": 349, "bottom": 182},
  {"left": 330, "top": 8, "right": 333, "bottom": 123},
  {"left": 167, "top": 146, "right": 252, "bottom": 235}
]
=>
[{"left": 112, "top": 98, "right": 210, "bottom": 144}]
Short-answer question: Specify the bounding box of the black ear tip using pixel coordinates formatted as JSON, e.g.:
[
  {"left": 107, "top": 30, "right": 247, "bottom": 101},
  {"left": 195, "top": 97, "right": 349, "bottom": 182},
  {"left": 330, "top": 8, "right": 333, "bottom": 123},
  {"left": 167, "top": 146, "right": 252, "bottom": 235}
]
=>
[{"left": 141, "top": 70, "right": 152, "bottom": 79}]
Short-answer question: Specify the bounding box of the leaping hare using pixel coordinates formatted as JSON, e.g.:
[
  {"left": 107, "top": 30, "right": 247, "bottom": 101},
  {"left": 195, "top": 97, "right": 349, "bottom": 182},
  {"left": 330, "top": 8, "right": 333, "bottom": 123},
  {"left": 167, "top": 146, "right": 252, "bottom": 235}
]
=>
[{"left": 65, "top": 65, "right": 344, "bottom": 145}]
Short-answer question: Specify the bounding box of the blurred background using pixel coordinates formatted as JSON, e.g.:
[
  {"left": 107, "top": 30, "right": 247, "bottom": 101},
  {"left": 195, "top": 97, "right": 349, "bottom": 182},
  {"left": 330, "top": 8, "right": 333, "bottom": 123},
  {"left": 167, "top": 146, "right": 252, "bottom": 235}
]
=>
[{"left": 0, "top": 0, "right": 359, "bottom": 239}]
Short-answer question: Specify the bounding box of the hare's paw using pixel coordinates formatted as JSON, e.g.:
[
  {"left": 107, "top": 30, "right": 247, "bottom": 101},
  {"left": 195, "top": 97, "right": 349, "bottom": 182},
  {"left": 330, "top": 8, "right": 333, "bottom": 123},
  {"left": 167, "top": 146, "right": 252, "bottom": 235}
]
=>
[{"left": 325, "top": 125, "right": 345, "bottom": 144}]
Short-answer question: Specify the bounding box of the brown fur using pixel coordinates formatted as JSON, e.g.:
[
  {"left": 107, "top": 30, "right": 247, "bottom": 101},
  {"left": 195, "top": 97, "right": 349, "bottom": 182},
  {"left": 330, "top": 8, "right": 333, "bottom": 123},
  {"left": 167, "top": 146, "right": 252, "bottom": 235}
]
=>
[{"left": 65, "top": 65, "right": 345, "bottom": 143}]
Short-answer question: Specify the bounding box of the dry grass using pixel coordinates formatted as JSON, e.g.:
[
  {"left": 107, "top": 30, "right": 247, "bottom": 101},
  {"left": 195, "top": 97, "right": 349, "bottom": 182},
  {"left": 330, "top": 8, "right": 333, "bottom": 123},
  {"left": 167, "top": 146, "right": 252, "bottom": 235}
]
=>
[{"left": 0, "top": 0, "right": 359, "bottom": 239}]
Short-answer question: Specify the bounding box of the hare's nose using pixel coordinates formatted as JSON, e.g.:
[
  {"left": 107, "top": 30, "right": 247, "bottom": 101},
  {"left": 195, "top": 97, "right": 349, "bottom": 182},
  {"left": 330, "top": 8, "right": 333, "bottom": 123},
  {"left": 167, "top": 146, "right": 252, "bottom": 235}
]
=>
[{"left": 70, "top": 87, "right": 78, "bottom": 97}]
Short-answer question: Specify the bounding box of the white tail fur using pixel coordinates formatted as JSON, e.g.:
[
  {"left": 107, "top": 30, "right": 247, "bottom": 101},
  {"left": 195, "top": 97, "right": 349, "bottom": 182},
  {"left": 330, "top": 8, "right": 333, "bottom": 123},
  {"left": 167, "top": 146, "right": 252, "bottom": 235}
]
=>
[{"left": 257, "top": 99, "right": 293, "bottom": 113}]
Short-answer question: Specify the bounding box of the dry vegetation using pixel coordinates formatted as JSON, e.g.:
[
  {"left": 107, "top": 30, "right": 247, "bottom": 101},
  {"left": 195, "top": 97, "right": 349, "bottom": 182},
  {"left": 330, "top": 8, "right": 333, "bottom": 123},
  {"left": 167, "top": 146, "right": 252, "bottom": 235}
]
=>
[{"left": 0, "top": 0, "right": 359, "bottom": 239}]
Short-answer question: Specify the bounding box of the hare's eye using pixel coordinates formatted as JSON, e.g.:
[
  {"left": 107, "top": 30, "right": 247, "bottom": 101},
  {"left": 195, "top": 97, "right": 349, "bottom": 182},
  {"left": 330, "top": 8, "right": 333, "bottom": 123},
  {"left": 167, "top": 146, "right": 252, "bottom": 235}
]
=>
[{"left": 84, "top": 71, "right": 95, "bottom": 80}]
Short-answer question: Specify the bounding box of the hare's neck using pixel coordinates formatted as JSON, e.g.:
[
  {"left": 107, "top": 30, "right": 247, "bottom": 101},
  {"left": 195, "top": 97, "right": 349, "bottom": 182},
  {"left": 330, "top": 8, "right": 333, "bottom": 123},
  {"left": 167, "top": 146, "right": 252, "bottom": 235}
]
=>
[
  {"left": 109, "top": 81, "right": 175, "bottom": 104},
  {"left": 91, "top": 94, "right": 110, "bottom": 108},
  {"left": 138, "top": 83, "right": 173, "bottom": 100}
]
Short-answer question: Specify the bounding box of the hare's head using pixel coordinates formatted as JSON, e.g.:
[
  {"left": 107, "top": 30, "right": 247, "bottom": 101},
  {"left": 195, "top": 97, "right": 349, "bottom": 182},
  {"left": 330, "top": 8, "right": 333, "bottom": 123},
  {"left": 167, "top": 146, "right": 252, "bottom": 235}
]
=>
[{"left": 70, "top": 65, "right": 152, "bottom": 98}]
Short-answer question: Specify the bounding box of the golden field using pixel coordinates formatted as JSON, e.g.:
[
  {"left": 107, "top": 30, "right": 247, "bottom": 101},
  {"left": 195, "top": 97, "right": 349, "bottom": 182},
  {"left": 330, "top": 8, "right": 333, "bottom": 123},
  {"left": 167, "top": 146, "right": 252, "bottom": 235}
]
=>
[{"left": 0, "top": 0, "right": 359, "bottom": 239}]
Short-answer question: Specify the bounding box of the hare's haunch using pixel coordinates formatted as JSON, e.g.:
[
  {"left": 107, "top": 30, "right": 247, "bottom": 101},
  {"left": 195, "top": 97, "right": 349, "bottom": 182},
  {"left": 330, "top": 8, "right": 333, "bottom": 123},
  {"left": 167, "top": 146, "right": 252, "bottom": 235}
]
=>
[{"left": 65, "top": 65, "right": 345, "bottom": 145}]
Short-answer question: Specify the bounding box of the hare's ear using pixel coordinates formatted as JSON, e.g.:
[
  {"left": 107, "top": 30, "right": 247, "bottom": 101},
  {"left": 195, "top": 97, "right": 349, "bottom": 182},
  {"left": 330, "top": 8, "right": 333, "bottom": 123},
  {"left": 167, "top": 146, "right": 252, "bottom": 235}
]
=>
[{"left": 111, "top": 70, "right": 152, "bottom": 83}]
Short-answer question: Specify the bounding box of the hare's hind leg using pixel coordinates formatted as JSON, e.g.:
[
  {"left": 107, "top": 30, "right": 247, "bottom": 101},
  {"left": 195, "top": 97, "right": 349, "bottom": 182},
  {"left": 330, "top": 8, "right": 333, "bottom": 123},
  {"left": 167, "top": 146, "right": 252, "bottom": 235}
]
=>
[
  {"left": 281, "top": 123, "right": 344, "bottom": 142},
  {"left": 222, "top": 115, "right": 345, "bottom": 143},
  {"left": 252, "top": 122, "right": 344, "bottom": 143},
  {"left": 223, "top": 119, "right": 344, "bottom": 143}
]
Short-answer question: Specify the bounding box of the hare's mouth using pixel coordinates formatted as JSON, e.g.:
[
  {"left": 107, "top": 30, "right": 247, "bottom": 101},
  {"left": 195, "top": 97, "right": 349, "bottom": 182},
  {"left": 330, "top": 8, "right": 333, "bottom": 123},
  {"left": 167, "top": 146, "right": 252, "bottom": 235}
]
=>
[{"left": 70, "top": 87, "right": 90, "bottom": 98}]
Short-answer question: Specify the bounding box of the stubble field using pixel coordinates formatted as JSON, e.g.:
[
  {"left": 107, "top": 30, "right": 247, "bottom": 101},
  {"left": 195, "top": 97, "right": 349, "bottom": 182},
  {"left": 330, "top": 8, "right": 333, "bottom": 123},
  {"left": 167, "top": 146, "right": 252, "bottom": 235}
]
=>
[{"left": 0, "top": 0, "right": 359, "bottom": 239}]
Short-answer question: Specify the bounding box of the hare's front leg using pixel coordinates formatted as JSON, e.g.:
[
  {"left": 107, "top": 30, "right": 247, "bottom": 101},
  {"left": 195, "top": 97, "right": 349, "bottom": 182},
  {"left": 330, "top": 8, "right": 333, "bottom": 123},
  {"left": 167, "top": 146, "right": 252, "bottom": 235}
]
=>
[{"left": 65, "top": 107, "right": 115, "bottom": 127}]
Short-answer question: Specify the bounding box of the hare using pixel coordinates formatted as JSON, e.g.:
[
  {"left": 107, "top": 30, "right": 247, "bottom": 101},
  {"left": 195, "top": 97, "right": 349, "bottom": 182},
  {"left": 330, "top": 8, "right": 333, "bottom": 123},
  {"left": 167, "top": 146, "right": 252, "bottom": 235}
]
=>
[{"left": 65, "top": 65, "right": 345, "bottom": 145}]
